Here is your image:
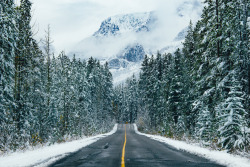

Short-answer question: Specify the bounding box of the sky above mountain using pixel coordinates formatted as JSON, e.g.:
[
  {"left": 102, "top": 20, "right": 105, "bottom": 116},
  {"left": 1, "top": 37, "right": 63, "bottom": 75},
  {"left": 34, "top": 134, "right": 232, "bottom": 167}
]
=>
[{"left": 15, "top": 0, "right": 203, "bottom": 54}]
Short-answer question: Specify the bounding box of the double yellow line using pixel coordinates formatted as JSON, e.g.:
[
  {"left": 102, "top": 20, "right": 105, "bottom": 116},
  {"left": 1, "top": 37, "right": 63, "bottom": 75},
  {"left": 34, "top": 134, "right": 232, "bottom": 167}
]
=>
[{"left": 121, "top": 125, "right": 127, "bottom": 167}]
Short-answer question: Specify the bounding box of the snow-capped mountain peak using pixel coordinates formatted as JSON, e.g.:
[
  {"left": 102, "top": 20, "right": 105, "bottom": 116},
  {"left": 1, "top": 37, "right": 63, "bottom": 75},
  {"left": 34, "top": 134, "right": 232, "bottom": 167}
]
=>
[
  {"left": 71, "top": 0, "right": 203, "bottom": 85},
  {"left": 93, "top": 12, "right": 155, "bottom": 37}
]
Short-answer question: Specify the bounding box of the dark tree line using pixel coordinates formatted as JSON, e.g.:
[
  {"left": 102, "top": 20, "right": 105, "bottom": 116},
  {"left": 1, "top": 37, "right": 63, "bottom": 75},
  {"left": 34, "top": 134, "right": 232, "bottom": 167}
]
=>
[
  {"left": 115, "top": 0, "right": 249, "bottom": 152},
  {"left": 0, "top": 0, "right": 114, "bottom": 152},
  {"left": 113, "top": 75, "right": 139, "bottom": 123}
]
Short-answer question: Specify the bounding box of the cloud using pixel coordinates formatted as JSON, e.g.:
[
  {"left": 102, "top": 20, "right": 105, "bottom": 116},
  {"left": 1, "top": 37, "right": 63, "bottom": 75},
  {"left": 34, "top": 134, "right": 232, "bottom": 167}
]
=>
[
  {"left": 29, "top": 0, "right": 202, "bottom": 55},
  {"left": 30, "top": 0, "right": 156, "bottom": 53}
]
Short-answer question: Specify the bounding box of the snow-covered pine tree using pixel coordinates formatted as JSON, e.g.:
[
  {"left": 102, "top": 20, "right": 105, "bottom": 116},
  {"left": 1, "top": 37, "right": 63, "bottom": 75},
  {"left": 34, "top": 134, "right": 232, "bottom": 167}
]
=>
[
  {"left": 0, "top": 0, "right": 18, "bottom": 151},
  {"left": 25, "top": 39, "right": 46, "bottom": 145},
  {"left": 161, "top": 53, "right": 173, "bottom": 134},
  {"left": 77, "top": 59, "right": 90, "bottom": 136},
  {"left": 48, "top": 55, "right": 61, "bottom": 142},
  {"left": 228, "top": 0, "right": 249, "bottom": 127},
  {"left": 35, "top": 25, "right": 54, "bottom": 142},
  {"left": 190, "top": 0, "right": 223, "bottom": 144},
  {"left": 217, "top": 70, "right": 248, "bottom": 151},
  {"left": 68, "top": 55, "right": 80, "bottom": 137},
  {"left": 168, "top": 49, "right": 185, "bottom": 134},
  {"left": 154, "top": 53, "right": 165, "bottom": 130},
  {"left": 195, "top": 105, "right": 214, "bottom": 144},
  {"left": 138, "top": 55, "right": 150, "bottom": 115},
  {"left": 182, "top": 21, "right": 196, "bottom": 135},
  {"left": 146, "top": 55, "right": 158, "bottom": 129},
  {"left": 54, "top": 52, "right": 70, "bottom": 137},
  {"left": 14, "top": 0, "right": 34, "bottom": 146},
  {"left": 95, "top": 61, "right": 105, "bottom": 131},
  {"left": 126, "top": 74, "right": 138, "bottom": 123},
  {"left": 85, "top": 57, "right": 98, "bottom": 133},
  {"left": 101, "top": 62, "right": 114, "bottom": 129}
]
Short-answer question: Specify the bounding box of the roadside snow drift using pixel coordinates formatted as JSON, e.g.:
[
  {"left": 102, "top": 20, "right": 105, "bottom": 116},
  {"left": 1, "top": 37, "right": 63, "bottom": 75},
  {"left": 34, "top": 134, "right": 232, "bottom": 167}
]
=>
[
  {"left": 134, "top": 124, "right": 250, "bottom": 167},
  {"left": 0, "top": 124, "right": 117, "bottom": 167}
]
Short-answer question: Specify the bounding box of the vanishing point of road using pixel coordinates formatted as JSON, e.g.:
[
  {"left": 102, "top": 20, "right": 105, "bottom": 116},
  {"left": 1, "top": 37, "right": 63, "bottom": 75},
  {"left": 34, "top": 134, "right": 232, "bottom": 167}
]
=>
[{"left": 49, "top": 124, "right": 224, "bottom": 167}]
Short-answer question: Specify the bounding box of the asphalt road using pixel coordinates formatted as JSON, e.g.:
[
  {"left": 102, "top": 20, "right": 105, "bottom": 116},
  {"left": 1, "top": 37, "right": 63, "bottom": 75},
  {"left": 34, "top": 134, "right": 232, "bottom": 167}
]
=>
[{"left": 49, "top": 124, "right": 224, "bottom": 167}]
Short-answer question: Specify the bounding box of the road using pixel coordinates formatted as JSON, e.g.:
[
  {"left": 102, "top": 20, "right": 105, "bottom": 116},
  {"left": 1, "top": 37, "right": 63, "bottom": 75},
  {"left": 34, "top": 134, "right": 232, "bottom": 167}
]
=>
[{"left": 49, "top": 124, "right": 224, "bottom": 167}]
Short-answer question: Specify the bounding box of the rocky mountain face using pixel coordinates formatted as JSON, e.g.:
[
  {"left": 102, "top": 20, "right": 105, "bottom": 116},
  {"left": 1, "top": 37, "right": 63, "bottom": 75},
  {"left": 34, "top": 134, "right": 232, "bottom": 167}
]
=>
[
  {"left": 109, "top": 44, "right": 145, "bottom": 69},
  {"left": 91, "top": 12, "right": 154, "bottom": 69},
  {"left": 93, "top": 12, "right": 156, "bottom": 37}
]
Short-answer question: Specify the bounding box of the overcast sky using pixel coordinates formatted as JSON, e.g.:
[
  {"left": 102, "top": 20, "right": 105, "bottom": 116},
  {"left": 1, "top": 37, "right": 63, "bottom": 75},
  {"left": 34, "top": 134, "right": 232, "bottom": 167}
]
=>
[{"left": 22, "top": 0, "right": 201, "bottom": 54}]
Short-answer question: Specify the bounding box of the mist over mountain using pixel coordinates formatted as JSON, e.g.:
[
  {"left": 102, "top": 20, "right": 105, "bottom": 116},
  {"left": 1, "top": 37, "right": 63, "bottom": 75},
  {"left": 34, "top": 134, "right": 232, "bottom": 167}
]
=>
[{"left": 70, "top": 0, "right": 203, "bottom": 84}]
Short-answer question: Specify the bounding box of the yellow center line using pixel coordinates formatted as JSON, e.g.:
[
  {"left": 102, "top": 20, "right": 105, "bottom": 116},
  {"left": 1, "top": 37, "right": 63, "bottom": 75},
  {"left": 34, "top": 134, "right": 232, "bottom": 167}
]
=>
[{"left": 121, "top": 124, "right": 127, "bottom": 167}]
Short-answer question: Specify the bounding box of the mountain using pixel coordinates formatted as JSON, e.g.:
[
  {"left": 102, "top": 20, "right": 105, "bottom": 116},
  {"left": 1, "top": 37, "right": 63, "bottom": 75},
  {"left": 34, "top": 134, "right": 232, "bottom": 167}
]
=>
[
  {"left": 71, "top": 0, "right": 203, "bottom": 84},
  {"left": 108, "top": 43, "right": 145, "bottom": 69},
  {"left": 71, "top": 12, "right": 157, "bottom": 61},
  {"left": 93, "top": 12, "right": 156, "bottom": 37}
]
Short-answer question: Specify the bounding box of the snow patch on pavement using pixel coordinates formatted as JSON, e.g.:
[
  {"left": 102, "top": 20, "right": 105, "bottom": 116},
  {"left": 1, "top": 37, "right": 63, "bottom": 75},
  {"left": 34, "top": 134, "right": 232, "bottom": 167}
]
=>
[
  {"left": 0, "top": 124, "right": 117, "bottom": 167},
  {"left": 134, "top": 124, "right": 250, "bottom": 167}
]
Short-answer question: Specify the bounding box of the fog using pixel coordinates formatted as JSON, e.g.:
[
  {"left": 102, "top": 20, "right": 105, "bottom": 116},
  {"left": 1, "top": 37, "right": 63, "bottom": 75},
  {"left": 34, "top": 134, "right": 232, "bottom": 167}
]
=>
[
  {"left": 71, "top": 0, "right": 203, "bottom": 60},
  {"left": 14, "top": 0, "right": 204, "bottom": 56}
]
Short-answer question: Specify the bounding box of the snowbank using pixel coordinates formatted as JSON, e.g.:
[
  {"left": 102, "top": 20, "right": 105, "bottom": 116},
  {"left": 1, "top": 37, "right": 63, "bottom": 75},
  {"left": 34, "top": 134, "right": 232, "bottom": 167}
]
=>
[
  {"left": 134, "top": 124, "right": 250, "bottom": 167},
  {"left": 0, "top": 124, "right": 117, "bottom": 167}
]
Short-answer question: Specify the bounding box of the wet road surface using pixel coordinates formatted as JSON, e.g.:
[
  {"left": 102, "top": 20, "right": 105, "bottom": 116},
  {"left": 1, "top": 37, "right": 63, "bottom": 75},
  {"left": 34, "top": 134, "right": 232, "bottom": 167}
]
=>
[{"left": 49, "top": 124, "right": 224, "bottom": 167}]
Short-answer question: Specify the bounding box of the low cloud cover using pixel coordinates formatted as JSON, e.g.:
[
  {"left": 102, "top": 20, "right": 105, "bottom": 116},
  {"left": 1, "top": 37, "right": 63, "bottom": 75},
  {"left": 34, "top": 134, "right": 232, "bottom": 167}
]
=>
[{"left": 25, "top": 0, "right": 203, "bottom": 55}]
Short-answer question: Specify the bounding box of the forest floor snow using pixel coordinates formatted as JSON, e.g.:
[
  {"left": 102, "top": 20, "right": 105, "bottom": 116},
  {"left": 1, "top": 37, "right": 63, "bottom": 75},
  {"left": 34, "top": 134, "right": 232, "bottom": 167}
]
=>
[
  {"left": 134, "top": 124, "right": 250, "bottom": 167},
  {"left": 0, "top": 124, "right": 117, "bottom": 167}
]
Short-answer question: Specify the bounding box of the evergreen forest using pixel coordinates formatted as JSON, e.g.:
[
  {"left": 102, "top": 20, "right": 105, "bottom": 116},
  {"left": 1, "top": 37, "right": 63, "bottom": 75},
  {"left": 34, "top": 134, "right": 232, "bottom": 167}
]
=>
[
  {"left": 0, "top": 0, "right": 249, "bottom": 155},
  {"left": 0, "top": 0, "right": 114, "bottom": 152},
  {"left": 114, "top": 0, "right": 249, "bottom": 153}
]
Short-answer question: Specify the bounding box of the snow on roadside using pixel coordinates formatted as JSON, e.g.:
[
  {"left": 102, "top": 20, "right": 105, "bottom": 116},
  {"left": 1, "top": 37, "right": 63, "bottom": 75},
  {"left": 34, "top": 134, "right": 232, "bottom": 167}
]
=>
[
  {"left": 0, "top": 124, "right": 117, "bottom": 167},
  {"left": 134, "top": 124, "right": 250, "bottom": 167}
]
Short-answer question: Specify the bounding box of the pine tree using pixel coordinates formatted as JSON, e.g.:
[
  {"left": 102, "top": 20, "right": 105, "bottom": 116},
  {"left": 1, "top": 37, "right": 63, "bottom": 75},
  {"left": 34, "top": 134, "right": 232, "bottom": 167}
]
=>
[
  {"left": 14, "top": 0, "right": 34, "bottom": 146},
  {"left": 181, "top": 22, "right": 196, "bottom": 134},
  {"left": 161, "top": 53, "right": 173, "bottom": 133},
  {"left": 195, "top": 105, "right": 214, "bottom": 143},
  {"left": 126, "top": 74, "right": 138, "bottom": 123},
  {"left": 102, "top": 62, "right": 114, "bottom": 128},
  {"left": 0, "top": 0, "right": 18, "bottom": 151},
  {"left": 168, "top": 49, "right": 184, "bottom": 126},
  {"left": 26, "top": 39, "right": 46, "bottom": 145},
  {"left": 138, "top": 55, "right": 150, "bottom": 112},
  {"left": 217, "top": 70, "right": 248, "bottom": 151},
  {"left": 77, "top": 59, "right": 89, "bottom": 136},
  {"left": 42, "top": 25, "right": 53, "bottom": 120},
  {"left": 49, "top": 55, "right": 61, "bottom": 142}
]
